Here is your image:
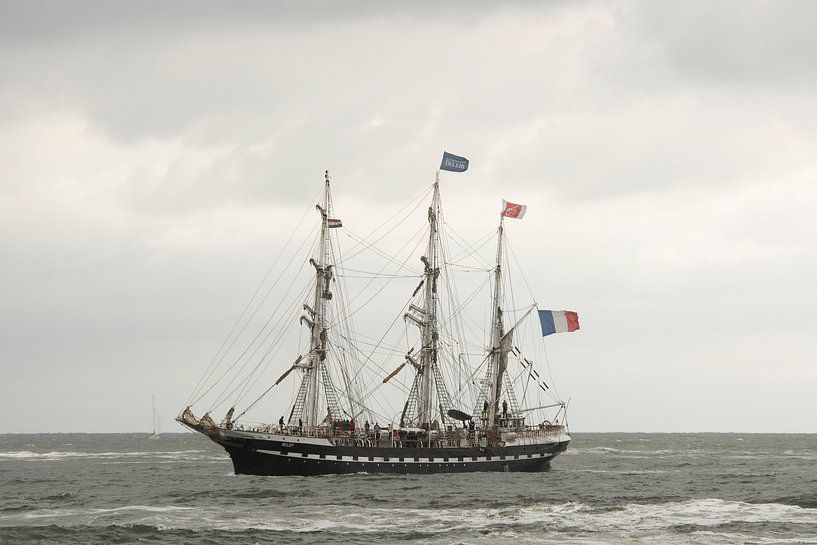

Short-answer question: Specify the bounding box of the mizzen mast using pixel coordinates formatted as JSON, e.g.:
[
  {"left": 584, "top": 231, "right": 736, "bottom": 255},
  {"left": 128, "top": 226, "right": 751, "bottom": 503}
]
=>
[{"left": 486, "top": 215, "right": 508, "bottom": 429}]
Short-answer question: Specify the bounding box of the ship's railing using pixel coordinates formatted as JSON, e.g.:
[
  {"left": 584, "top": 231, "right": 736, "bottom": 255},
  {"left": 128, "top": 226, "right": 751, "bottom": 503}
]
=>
[
  {"left": 541, "top": 424, "right": 566, "bottom": 436},
  {"left": 227, "top": 422, "right": 372, "bottom": 440},
  {"left": 228, "top": 422, "right": 335, "bottom": 437},
  {"left": 508, "top": 425, "right": 566, "bottom": 440},
  {"left": 227, "top": 421, "right": 566, "bottom": 446}
]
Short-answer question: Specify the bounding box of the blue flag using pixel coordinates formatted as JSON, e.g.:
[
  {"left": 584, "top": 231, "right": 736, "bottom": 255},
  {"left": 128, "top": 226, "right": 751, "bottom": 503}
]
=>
[{"left": 440, "top": 151, "right": 469, "bottom": 172}]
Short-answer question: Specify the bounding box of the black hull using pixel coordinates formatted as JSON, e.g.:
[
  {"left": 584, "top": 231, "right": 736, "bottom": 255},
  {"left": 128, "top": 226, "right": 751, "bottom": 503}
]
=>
[{"left": 212, "top": 433, "right": 570, "bottom": 476}]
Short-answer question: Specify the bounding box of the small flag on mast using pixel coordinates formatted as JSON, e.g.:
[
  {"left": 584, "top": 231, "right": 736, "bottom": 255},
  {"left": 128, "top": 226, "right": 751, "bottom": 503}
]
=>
[
  {"left": 501, "top": 199, "right": 527, "bottom": 219},
  {"left": 328, "top": 218, "right": 343, "bottom": 228},
  {"left": 538, "top": 310, "right": 580, "bottom": 337},
  {"left": 440, "top": 151, "right": 469, "bottom": 172}
]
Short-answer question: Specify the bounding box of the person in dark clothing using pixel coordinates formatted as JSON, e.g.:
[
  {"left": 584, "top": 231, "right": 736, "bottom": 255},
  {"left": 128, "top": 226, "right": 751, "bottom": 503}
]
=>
[
  {"left": 298, "top": 418, "right": 303, "bottom": 434},
  {"left": 279, "top": 416, "right": 284, "bottom": 432},
  {"left": 364, "top": 420, "right": 370, "bottom": 434},
  {"left": 502, "top": 400, "right": 508, "bottom": 418}
]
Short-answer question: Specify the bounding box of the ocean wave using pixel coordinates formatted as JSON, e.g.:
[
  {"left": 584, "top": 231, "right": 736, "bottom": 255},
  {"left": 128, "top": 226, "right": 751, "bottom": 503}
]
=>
[
  {"left": 772, "top": 494, "right": 817, "bottom": 509},
  {"left": 4, "top": 499, "right": 815, "bottom": 536},
  {"left": 0, "top": 504, "right": 36, "bottom": 514},
  {"left": 232, "top": 488, "right": 316, "bottom": 499},
  {"left": 778, "top": 450, "right": 817, "bottom": 460},
  {"left": 562, "top": 446, "right": 687, "bottom": 456},
  {"left": 562, "top": 446, "right": 817, "bottom": 460},
  {"left": 564, "top": 468, "right": 668, "bottom": 475},
  {"left": 99, "top": 459, "right": 228, "bottom": 466},
  {"left": 0, "top": 450, "right": 226, "bottom": 462},
  {"left": 561, "top": 446, "right": 623, "bottom": 455},
  {"left": 2, "top": 525, "right": 814, "bottom": 545}
]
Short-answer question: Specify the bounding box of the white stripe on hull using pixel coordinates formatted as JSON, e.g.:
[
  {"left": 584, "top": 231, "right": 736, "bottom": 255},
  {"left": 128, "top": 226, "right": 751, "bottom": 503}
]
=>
[{"left": 255, "top": 449, "right": 555, "bottom": 463}]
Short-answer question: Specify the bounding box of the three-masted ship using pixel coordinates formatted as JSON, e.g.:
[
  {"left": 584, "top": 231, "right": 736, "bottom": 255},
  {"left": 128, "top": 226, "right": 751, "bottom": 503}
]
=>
[{"left": 179, "top": 155, "right": 576, "bottom": 475}]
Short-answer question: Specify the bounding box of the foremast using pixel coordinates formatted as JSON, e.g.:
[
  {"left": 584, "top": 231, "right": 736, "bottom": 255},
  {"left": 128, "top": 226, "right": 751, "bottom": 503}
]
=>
[{"left": 291, "top": 171, "right": 335, "bottom": 429}]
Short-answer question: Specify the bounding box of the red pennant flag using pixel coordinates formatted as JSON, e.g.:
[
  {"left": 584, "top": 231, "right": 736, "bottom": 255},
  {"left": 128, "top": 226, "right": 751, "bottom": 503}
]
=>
[{"left": 501, "top": 200, "right": 527, "bottom": 219}]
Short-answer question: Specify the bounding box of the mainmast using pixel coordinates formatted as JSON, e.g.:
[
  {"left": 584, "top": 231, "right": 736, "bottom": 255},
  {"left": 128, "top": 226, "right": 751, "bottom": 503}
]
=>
[
  {"left": 300, "top": 171, "right": 333, "bottom": 429},
  {"left": 417, "top": 175, "right": 441, "bottom": 427},
  {"left": 486, "top": 216, "right": 506, "bottom": 428}
]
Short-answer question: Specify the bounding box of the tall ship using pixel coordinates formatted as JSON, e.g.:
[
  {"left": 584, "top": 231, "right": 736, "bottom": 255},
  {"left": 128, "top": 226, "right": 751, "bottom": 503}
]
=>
[{"left": 178, "top": 153, "right": 579, "bottom": 475}]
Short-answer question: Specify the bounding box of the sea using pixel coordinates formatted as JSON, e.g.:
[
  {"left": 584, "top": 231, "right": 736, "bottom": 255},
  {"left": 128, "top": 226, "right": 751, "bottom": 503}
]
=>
[{"left": 1, "top": 433, "right": 815, "bottom": 545}]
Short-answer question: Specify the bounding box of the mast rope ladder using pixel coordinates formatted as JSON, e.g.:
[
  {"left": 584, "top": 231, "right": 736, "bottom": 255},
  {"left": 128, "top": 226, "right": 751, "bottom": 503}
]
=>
[
  {"left": 503, "top": 373, "right": 522, "bottom": 416},
  {"left": 400, "top": 368, "right": 422, "bottom": 425},
  {"left": 288, "top": 368, "right": 311, "bottom": 425},
  {"left": 319, "top": 360, "right": 343, "bottom": 421}
]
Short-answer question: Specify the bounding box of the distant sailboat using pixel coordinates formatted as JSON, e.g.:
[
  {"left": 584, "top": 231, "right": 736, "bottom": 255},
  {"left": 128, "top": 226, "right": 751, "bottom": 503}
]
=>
[{"left": 149, "top": 394, "right": 161, "bottom": 439}]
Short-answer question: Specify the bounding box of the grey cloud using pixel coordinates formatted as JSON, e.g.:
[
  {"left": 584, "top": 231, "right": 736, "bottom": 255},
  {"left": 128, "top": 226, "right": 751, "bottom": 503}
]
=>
[
  {"left": 624, "top": 1, "right": 817, "bottom": 88},
  {"left": 0, "top": 0, "right": 576, "bottom": 44}
]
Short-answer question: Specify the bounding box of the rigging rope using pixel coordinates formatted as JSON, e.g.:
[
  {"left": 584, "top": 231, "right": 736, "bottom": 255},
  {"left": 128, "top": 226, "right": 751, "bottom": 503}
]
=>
[{"left": 186, "top": 185, "right": 323, "bottom": 407}]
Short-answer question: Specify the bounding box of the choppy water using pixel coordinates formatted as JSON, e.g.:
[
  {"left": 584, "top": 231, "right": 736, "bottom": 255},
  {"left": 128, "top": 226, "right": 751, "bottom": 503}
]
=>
[{"left": 1, "top": 433, "right": 816, "bottom": 544}]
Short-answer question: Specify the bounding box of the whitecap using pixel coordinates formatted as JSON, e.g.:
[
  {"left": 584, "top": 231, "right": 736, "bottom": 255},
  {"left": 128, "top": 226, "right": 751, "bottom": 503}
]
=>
[
  {"left": 5, "top": 499, "right": 815, "bottom": 536},
  {"left": 0, "top": 450, "right": 223, "bottom": 462}
]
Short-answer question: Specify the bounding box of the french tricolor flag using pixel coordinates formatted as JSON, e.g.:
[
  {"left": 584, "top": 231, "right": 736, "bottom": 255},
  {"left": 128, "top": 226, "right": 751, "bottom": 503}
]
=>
[{"left": 538, "top": 310, "right": 580, "bottom": 337}]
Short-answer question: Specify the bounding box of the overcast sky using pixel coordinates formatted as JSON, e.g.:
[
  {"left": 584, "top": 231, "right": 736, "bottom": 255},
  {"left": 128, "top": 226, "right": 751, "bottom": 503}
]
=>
[{"left": 1, "top": 1, "right": 815, "bottom": 433}]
